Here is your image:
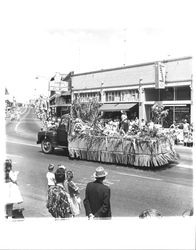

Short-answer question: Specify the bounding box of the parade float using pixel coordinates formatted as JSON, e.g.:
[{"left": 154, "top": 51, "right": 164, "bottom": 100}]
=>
[{"left": 67, "top": 98, "right": 178, "bottom": 168}]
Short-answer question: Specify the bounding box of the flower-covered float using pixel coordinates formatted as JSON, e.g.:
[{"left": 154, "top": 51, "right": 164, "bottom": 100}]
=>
[{"left": 67, "top": 98, "right": 178, "bottom": 168}]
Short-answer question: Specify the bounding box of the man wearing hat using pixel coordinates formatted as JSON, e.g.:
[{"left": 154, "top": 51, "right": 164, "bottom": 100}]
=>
[
  {"left": 83, "top": 166, "right": 111, "bottom": 219},
  {"left": 57, "top": 164, "right": 66, "bottom": 172}
]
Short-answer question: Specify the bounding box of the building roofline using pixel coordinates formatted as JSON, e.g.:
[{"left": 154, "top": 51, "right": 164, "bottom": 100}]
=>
[
  {"left": 72, "top": 56, "right": 192, "bottom": 77},
  {"left": 162, "top": 56, "right": 192, "bottom": 63}
]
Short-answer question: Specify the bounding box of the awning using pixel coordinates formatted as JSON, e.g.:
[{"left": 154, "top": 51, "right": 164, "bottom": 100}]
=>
[
  {"left": 163, "top": 104, "right": 187, "bottom": 107},
  {"left": 115, "top": 103, "right": 137, "bottom": 111},
  {"left": 49, "top": 92, "right": 71, "bottom": 101},
  {"left": 99, "top": 103, "right": 137, "bottom": 112},
  {"left": 50, "top": 104, "right": 71, "bottom": 108},
  {"left": 99, "top": 103, "right": 117, "bottom": 111}
]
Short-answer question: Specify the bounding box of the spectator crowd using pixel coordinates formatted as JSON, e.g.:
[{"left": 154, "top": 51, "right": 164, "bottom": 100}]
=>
[{"left": 4, "top": 159, "right": 193, "bottom": 220}]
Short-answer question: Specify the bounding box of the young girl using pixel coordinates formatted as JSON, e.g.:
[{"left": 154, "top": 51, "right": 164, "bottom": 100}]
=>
[
  {"left": 66, "top": 170, "right": 81, "bottom": 216},
  {"left": 4, "top": 159, "right": 23, "bottom": 219}
]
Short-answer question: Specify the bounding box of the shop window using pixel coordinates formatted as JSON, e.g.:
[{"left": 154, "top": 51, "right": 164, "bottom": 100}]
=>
[
  {"left": 106, "top": 92, "right": 114, "bottom": 102},
  {"left": 175, "top": 86, "right": 190, "bottom": 100},
  {"left": 121, "top": 92, "right": 125, "bottom": 101},
  {"left": 174, "top": 105, "right": 190, "bottom": 123},
  {"left": 160, "top": 88, "right": 174, "bottom": 101},
  {"left": 114, "top": 91, "right": 121, "bottom": 102},
  {"left": 76, "top": 92, "right": 100, "bottom": 102},
  {"left": 145, "top": 88, "right": 175, "bottom": 101},
  {"left": 145, "top": 89, "right": 159, "bottom": 101}
]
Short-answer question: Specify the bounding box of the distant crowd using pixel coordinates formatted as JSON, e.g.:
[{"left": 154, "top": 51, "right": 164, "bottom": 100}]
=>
[{"left": 169, "top": 119, "right": 193, "bottom": 146}]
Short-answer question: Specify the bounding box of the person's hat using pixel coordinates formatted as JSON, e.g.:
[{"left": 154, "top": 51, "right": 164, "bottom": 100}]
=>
[
  {"left": 93, "top": 166, "right": 108, "bottom": 178},
  {"left": 48, "top": 163, "right": 54, "bottom": 171},
  {"left": 58, "top": 164, "right": 66, "bottom": 171}
]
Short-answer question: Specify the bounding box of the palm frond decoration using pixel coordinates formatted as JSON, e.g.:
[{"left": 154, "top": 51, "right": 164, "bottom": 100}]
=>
[
  {"left": 151, "top": 102, "right": 169, "bottom": 125},
  {"left": 68, "top": 97, "right": 178, "bottom": 168},
  {"left": 68, "top": 133, "right": 178, "bottom": 168}
]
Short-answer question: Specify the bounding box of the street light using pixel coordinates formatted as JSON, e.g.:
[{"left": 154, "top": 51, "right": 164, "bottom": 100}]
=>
[{"left": 139, "top": 78, "right": 143, "bottom": 104}]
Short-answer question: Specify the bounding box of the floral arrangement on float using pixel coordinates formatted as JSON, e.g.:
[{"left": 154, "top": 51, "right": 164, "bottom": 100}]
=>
[{"left": 68, "top": 98, "right": 178, "bottom": 168}]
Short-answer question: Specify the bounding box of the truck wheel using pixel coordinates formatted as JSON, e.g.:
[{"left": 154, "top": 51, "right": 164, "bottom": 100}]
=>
[{"left": 41, "top": 140, "right": 54, "bottom": 154}]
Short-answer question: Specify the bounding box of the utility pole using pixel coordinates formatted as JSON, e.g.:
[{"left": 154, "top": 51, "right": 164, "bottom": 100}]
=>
[
  {"left": 139, "top": 78, "right": 144, "bottom": 125},
  {"left": 123, "top": 28, "right": 127, "bottom": 66}
]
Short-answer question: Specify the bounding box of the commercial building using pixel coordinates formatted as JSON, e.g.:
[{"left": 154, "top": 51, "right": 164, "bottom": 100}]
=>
[
  {"left": 48, "top": 72, "right": 73, "bottom": 117},
  {"left": 71, "top": 56, "right": 192, "bottom": 127}
]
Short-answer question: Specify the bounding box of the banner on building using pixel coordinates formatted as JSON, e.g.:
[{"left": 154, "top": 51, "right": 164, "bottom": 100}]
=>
[
  {"left": 49, "top": 81, "right": 68, "bottom": 92},
  {"left": 155, "top": 62, "right": 166, "bottom": 89},
  {"left": 49, "top": 73, "right": 69, "bottom": 92}
]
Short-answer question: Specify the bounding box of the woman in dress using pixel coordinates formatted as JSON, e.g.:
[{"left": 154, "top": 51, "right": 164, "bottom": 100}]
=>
[
  {"left": 47, "top": 168, "right": 72, "bottom": 218},
  {"left": 4, "top": 159, "right": 23, "bottom": 219}
]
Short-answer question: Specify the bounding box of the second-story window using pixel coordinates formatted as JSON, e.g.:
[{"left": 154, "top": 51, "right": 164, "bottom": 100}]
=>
[{"left": 106, "top": 92, "right": 114, "bottom": 102}]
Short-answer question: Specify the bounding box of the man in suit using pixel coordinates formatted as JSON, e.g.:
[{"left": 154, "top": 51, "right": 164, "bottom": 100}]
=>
[{"left": 83, "top": 166, "right": 111, "bottom": 219}]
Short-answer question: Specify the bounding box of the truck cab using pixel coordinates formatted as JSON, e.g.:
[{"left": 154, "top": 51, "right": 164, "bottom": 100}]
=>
[{"left": 37, "top": 118, "right": 69, "bottom": 154}]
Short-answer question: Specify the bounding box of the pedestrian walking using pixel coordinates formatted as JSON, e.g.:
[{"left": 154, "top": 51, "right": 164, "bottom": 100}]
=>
[
  {"left": 46, "top": 168, "right": 72, "bottom": 218},
  {"left": 83, "top": 166, "right": 111, "bottom": 219},
  {"left": 4, "top": 159, "right": 23, "bottom": 219},
  {"left": 46, "top": 164, "right": 56, "bottom": 188},
  {"left": 66, "top": 170, "right": 81, "bottom": 216}
]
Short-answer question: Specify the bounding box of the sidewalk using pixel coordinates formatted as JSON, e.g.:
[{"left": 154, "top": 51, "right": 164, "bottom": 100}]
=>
[
  {"left": 174, "top": 144, "right": 193, "bottom": 169},
  {"left": 174, "top": 144, "right": 193, "bottom": 152}
]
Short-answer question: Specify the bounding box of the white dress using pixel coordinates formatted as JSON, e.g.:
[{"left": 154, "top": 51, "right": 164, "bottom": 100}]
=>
[{"left": 4, "top": 171, "right": 23, "bottom": 205}]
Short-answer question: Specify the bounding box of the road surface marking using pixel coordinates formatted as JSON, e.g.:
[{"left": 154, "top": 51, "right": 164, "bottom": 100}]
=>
[
  {"left": 6, "top": 153, "right": 23, "bottom": 158},
  {"left": 6, "top": 140, "right": 40, "bottom": 148},
  {"left": 14, "top": 107, "right": 29, "bottom": 133},
  {"left": 116, "top": 171, "right": 162, "bottom": 181}
]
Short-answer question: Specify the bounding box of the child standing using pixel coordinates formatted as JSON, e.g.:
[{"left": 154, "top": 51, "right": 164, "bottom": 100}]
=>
[
  {"left": 46, "top": 164, "right": 56, "bottom": 188},
  {"left": 66, "top": 170, "right": 81, "bottom": 216}
]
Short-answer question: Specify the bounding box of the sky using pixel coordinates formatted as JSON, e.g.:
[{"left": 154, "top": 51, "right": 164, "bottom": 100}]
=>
[{"left": 1, "top": 0, "right": 195, "bottom": 103}]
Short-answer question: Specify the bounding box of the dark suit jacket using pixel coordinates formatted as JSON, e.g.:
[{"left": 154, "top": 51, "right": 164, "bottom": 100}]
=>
[{"left": 83, "top": 180, "right": 111, "bottom": 218}]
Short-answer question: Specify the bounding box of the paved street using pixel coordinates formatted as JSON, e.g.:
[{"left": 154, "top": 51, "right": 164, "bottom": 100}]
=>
[{"left": 5, "top": 107, "right": 193, "bottom": 218}]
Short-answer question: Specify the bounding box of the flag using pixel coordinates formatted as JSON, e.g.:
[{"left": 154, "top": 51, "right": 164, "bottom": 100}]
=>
[{"left": 5, "top": 87, "right": 9, "bottom": 95}]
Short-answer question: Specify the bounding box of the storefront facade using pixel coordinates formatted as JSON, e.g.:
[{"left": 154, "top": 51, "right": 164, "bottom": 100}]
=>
[
  {"left": 49, "top": 93, "right": 71, "bottom": 117},
  {"left": 71, "top": 56, "right": 192, "bottom": 126},
  {"left": 48, "top": 72, "right": 73, "bottom": 117}
]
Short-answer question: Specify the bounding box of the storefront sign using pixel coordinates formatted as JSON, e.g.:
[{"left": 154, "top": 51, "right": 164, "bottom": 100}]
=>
[
  {"left": 175, "top": 106, "right": 190, "bottom": 112},
  {"left": 49, "top": 81, "right": 68, "bottom": 92},
  {"left": 155, "top": 62, "right": 166, "bottom": 89}
]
